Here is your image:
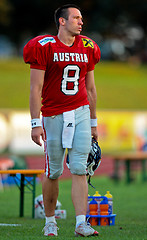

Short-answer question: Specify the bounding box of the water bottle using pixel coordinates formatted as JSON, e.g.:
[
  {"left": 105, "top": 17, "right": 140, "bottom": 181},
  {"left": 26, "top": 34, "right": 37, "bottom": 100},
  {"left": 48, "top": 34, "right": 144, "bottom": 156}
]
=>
[
  {"left": 93, "top": 191, "right": 101, "bottom": 215},
  {"left": 104, "top": 191, "right": 113, "bottom": 215},
  {"left": 89, "top": 199, "right": 98, "bottom": 226},
  {"left": 87, "top": 194, "right": 90, "bottom": 215},
  {"left": 100, "top": 198, "right": 109, "bottom": 226}
]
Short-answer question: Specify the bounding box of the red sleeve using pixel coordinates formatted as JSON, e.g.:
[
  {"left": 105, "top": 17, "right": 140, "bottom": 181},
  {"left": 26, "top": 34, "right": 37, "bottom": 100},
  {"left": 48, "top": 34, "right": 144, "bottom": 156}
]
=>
[
  {"left": 23, "top": 36, "right": 48, "bottom": 70},
  {"left": 87, "top": 43, "right": 101, "bottom": 72}
]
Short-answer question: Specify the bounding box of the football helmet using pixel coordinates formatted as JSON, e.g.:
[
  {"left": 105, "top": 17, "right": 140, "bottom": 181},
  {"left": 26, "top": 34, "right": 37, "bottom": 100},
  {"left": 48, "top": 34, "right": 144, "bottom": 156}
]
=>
[{"left": 87, "top": 137, "right": 101, "bottom": 177}]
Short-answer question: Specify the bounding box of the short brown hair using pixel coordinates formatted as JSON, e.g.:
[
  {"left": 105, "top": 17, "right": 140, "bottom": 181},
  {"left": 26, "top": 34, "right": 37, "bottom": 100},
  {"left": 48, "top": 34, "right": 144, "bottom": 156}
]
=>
[{"left": 54, "top": 4, "right": 81, "bottom": 30}]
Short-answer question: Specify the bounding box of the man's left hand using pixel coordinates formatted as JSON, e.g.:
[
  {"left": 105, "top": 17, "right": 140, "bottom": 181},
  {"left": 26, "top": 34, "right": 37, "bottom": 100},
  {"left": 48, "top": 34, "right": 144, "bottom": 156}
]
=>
[{"left": 91, "top": 127, "right": 98, "bottom": 141}]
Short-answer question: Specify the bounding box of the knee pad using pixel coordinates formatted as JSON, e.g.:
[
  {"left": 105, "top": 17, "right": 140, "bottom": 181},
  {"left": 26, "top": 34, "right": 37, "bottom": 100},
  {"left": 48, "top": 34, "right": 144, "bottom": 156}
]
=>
[
  {"left": 70, "top": 162, "right": 87, "bottom": 175},
  {"left": 45, "top": 139, "right": 65, "bottom": 179},
  {"left": 48, "top": 169, "right": 63, "bottom": 179}
]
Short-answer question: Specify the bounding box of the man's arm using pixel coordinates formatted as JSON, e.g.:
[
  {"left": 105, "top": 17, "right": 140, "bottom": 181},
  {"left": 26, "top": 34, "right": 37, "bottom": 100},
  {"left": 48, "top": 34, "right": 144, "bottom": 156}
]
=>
[
  {"left": 85, "top": 70, "right": 98, "bottom": 140},
  {"left": 30, "top": 69, "right": 45, "bottom": 146}
]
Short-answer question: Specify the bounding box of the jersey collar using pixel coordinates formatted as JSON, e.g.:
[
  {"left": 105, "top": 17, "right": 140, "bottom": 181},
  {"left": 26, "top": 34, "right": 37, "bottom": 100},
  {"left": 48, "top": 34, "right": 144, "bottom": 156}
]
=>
[{"left": 55, "top": 35, "right": 80, "bottom": 49}]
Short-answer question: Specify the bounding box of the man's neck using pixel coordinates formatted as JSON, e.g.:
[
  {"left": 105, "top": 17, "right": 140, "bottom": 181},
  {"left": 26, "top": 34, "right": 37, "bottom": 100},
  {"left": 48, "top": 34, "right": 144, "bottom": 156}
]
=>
[{"left": 57, "top": 32, "right": 75, "bottom": 47}]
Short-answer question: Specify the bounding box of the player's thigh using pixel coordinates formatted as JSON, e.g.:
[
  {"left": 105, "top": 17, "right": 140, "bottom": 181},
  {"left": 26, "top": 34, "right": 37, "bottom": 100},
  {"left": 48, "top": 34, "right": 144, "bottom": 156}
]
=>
[
  {"left": 43, "top": 115, "right": 65, "bottom": 178},
  {"left": 68, "top": 108, "right": 91, "bottom": 175}
]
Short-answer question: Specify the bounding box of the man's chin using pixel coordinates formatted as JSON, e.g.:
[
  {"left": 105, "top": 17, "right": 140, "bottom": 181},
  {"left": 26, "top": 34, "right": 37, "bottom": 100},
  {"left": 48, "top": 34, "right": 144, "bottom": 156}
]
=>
[
  {"left": 74, "top": 31, "right": 81, "bottom": 36},
  {"left": 71, "top": 30, "right": 82, "bottom": 37}
]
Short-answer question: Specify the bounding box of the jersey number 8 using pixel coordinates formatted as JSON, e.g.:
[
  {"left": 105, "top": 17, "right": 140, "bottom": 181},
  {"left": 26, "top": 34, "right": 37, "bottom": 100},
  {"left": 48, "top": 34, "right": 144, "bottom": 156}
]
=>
[{"left": 61, "top": 65, "right": 80, "bottom": 95}]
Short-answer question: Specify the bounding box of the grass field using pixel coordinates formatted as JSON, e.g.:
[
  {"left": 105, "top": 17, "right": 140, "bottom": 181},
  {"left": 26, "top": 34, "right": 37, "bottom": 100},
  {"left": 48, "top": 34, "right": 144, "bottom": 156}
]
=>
[
  {"left": 0, "top": 175, "right": 147, "bottom": 240},
  {"left": 0, "top": 58, "right": 147, "bottom": 110},
  {"left": 0, "top": 59, "right": 147, "bottom": 239}
]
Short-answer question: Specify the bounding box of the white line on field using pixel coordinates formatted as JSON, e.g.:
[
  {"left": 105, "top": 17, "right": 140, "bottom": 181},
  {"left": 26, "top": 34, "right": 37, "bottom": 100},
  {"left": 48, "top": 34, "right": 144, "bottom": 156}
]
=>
[{"left": 0, "top": 223, "right": 22, "bottom": 226}]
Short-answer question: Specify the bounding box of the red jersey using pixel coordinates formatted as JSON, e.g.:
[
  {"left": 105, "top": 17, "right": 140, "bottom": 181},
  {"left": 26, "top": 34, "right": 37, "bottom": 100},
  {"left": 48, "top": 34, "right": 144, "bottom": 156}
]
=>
[{"left": 23, "top": 34, "right": 100, "bottom": 116}]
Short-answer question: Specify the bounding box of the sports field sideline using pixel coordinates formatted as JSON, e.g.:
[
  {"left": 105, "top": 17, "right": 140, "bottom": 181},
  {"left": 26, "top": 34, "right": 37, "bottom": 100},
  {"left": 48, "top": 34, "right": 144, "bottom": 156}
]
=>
[{"left": 0, "top": 59, "right": 147, "bottom": 239}]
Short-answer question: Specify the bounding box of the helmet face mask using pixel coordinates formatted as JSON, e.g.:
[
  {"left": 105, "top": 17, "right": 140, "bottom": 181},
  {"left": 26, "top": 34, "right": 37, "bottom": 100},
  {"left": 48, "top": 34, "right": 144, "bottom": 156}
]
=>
[{"left": 87, "top": 137, "right": 101, "bottom": 177}]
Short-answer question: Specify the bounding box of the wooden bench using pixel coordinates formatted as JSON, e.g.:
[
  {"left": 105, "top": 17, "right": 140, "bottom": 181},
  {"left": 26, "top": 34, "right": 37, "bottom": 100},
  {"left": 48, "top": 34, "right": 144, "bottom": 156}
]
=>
[
  {"left": 104, "top": 151, "right": 147, "bottom": 183},
  {"left": 0, "top": 169, "right": 44, "bottom": 218}
]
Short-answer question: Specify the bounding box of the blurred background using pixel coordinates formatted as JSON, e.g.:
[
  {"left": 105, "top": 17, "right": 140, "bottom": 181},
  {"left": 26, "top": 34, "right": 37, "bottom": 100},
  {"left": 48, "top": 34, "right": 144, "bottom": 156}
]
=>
[
  {"left": 0, "top": 0, "right": 147, "bottom": 62},
  {"left": 0, "top": 0, "right": 147, "bottom": 183}
]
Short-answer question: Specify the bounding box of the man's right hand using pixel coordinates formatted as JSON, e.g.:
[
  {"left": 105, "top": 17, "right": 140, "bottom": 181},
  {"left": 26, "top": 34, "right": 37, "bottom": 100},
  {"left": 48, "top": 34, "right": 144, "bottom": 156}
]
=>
[{"left": 31, "top": 127, "right": 45, "bottom": 146}]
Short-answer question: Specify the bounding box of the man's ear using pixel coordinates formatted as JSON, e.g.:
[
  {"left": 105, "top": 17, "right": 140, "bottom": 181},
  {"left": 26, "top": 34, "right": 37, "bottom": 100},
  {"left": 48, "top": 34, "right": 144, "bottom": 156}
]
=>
[{"left": 59, "top": 17, "right": 66, "bottom": 26}]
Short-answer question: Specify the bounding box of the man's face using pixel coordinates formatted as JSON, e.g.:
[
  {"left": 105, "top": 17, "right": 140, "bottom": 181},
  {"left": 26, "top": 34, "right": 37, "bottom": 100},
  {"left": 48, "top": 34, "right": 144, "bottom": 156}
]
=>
[{"left": 64, "top": 8, "right": 83, "bottom": 36}]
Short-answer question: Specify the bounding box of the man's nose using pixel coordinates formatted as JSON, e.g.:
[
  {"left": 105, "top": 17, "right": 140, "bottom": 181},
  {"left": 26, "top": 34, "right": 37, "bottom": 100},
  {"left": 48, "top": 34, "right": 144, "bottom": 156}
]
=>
[{"left": 79, "top": 19, "right": 83, "bottom": 25}]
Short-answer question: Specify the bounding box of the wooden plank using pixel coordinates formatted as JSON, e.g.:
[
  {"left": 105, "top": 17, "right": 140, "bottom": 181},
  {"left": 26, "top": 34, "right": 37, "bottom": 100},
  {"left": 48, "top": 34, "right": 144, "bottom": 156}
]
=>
[
  {"left": 104, "top": 151, "right": 147, "bottom": 161},
  {"left": 0, "top": 169, "right": 44, "bottom": 175}
]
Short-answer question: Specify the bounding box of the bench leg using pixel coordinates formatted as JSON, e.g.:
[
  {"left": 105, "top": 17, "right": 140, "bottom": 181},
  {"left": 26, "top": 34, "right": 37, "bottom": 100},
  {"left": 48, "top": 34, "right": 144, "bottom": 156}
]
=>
[
  {"left": 114, "top": 159, "right": 120, "bottom": 182},
  {"left": 125, "top": 160, "right": 131, "bottom": 183},
  {"left": 20, "top": 174, "right": 24, "bottom": 217},
  {"left": 32, "top": 174, "right": 36, "bottom": 218},
  {"left": 142, "top": 159, "right": 147, "bottom": 182}
]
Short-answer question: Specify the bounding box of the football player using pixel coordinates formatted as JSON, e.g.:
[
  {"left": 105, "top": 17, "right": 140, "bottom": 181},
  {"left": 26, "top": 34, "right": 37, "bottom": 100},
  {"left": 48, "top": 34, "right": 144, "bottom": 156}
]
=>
[{"left": 23, "top": 4, "right": 100, "bottom": 237}]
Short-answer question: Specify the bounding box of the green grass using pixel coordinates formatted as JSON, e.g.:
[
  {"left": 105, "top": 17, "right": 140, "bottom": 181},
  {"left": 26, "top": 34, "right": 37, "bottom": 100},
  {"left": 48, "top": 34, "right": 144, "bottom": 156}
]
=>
[
  {"left": 94, "top": 62, "right": 147, "bottom": 110},
  {"left": 0, "top": 59, "right": 147, "bottom": 239},
  {"left": 0, "top": 58, "right": 147, "bottom": 110},
  {"left": 0, "top": 176, "right": 147, "bottom": 239},
  {"left": 0, "top": 58, "right": 30, "bottom": 109}
]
